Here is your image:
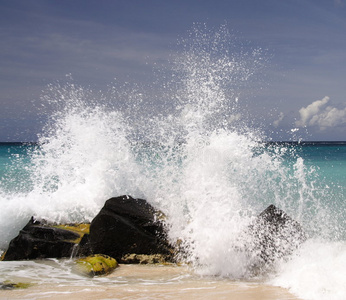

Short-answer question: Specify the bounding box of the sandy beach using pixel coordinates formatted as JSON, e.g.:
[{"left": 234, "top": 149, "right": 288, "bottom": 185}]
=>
[{"left": 0, "top": 264, "right": 300, "bottom": 300}]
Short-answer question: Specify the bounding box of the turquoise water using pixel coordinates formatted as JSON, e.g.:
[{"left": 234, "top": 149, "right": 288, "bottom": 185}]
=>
[
  {"left": 0, "top": 143, "right": 26, "bottom": 176},
  {"left": 2, "top": 142, "right": 346, "bottom": 195},
  {"left": 293, "top": 143, "right": 346, "bottom": 237},
  {"left": 1, "top": 141, "right": 346, "bottom": 202},
  {"left": 297, "top": 143, "right": 346, "bottom": 188},
  {"left": 0, "top": 143, "right": 36, "bottom": 194},
  {"left": 282, "top": 142, "right": 346, "bottom": 204}
]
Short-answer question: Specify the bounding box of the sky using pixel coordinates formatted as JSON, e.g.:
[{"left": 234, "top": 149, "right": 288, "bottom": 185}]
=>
[{"left": 0, "top": 0, "right": 346, "bottom": 141}]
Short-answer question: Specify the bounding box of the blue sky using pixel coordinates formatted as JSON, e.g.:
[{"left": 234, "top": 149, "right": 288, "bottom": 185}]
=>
[{"left": 1, "top": 0, "right": 345, "bottom": 141}]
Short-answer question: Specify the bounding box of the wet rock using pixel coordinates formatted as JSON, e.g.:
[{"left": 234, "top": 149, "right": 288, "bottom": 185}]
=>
[
  {"left": 1, "top": 217, "right": 90, "bottom": 261},
  {"left": 89, "top": 195, "right": 173, "bottom": 262},
  {"left": 246, "top": 204, "right": 306, "bottom": 269},
  {"left": 0, "top": 281, "right": 32, "bottom": 290},
  {"left": 121, "top": 253, "right": 173, "bottom": 264},
  {"left": 76, "top": 231, "right": 92, "bottom": 257},
  {"left": 74, "top": 254, "right": 118, "bottom": 276}
]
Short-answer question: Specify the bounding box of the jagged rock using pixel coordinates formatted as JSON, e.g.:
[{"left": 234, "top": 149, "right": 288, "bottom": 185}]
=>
[
  {"left": 1, "top": 217, "right": 90, "bottom": 261},
  {"left": 246, "top": 204, "right": 306, "bottom": 269},
  {"left": 74, "top": 254, "right": 118, "bottom": 276},
  {"left": 88, "top": 195, "right": 173, "bottom": 262}
]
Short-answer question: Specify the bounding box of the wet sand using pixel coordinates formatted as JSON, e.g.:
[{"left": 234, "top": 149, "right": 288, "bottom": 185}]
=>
[{"left": 0, "top": 264, "right": 300, "bottom": 300}]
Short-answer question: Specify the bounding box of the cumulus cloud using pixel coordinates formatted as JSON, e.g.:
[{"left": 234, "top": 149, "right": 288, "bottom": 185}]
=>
[
  {"left": 295, "top": 96, "right": 346, "bottom": 130},
  {"left": 296, "top": 96, "right": 330, "bottom": 127}
]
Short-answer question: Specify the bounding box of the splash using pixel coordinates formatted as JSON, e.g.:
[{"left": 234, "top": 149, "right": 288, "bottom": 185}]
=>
[
  {"left": 0, "top": 25, "right": 336, "bottom": 292},
  {"left": 0, "top": 84, "right": 148, "bottom": 247}
]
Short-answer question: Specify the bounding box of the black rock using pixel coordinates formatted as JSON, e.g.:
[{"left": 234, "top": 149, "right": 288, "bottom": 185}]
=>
[
  {"left": 246, "top": 204, "right": 306, "bottom": 268},
  {"left": 2, "top": 217, "right": 81, "bottom": 260},
  {"left": 88, "top": 195, "right": 172, "bottom": 262},
  {"left": 77, "top": 233, "right": 92, "bottom": 257}
]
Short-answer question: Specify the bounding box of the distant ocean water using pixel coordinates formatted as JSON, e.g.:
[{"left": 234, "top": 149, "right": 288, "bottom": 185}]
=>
[{"left": 1, "top": 25, "right": 346, "bottom": 300}]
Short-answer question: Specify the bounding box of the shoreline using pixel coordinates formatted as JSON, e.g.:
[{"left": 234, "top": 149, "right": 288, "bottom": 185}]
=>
[{"left": 0, "top": 264, "right": 301, "bottom": 300}]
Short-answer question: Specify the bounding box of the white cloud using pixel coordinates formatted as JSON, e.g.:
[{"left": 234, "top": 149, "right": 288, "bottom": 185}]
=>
[
  {"left": 296, "top": 96, "right": 330, "bottom": 127},
  {"left": 309, "top": 106, "right": 346, "bottom": 130},
  {"left": 296, "top": 96, "right": 346, "bottom": 130}
]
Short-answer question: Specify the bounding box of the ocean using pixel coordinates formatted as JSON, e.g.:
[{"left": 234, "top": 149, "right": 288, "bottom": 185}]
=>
[{"left": 1, "top": 25, "right": 346, "bottom": 300}]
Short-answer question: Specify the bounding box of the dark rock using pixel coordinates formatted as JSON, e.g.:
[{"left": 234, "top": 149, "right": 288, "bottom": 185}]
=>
[
  {"left": 77, "top": 233, "right": 92, "bottom": 257},
  {"left": 0, "top": 281, "right": 32, "bottom": 290},
  {"left": 246, "top": 204, "right": 306, "bottom": 269},
  {"left": 88, "top": 195, "right": 173, "bottom": 262},
  {"left": 2, "top": 217, "right": 88, "bottom": 261},
  {"left": 0, "top": 282, "right": 17, "bottom": 290}
]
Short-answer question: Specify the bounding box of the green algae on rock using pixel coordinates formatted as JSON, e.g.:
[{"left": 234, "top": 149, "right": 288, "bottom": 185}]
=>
[
  {"left": 53, "top": 223, "right": 90, "bottom": 244},
  {"left": 74, "top": 254, "right": 118, "bottom": 276}
]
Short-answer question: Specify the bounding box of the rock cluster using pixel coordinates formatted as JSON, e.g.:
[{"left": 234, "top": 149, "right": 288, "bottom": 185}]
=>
[
  {"left": 1, "top": 196, "right": 307, "bottom": 276},
  {"left": 1, "top": 195, "right": 173, "bottom": 264}
]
